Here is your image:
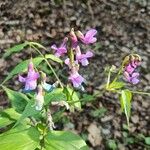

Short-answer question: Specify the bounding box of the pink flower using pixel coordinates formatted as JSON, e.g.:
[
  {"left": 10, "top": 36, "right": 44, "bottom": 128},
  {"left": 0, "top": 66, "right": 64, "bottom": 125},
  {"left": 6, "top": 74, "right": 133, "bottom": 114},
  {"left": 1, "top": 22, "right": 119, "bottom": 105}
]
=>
[
  {"left": 77, "top": 29, "right": 97, "bottom": 45},
  {"left": 125, "top": 60, "right": 140, "bottom": 74},
  {"left": 51, "top": 37, "right": 68, "bottom": 57},
  {"left": 69, "top": 67, "right": 84, "bottom": 88},
  {"left": 19, "top": 60, "right": 39, "bottom": 91},
  {"left": 123, "top": 58, "right": 141, "bottom": 85},
  {"left": 124, "top": 71, "right": 140, "bottom": 85},
  {"left": 75, "top": 46, "right": 93, "bottom": 66}
]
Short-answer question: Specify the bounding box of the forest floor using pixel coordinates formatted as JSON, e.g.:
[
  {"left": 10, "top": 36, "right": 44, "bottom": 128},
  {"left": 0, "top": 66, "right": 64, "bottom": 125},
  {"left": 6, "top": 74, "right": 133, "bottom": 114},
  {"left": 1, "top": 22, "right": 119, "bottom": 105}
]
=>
[{"left": 0, "top": 0, "right": 150, "bottom": 149}]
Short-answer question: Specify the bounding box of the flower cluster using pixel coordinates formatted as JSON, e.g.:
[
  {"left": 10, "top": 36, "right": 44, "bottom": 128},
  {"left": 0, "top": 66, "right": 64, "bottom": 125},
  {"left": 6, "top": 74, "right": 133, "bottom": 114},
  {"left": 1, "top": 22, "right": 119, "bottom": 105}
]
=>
[
  {"left": 123, "top": 54, "right": 141, "bottom": 84},
  {"left": 51, "top": 28, "right": 97, "bottom": 89},
  {"left": 18, "top": 61, "right": 58, "bottom": 110}
]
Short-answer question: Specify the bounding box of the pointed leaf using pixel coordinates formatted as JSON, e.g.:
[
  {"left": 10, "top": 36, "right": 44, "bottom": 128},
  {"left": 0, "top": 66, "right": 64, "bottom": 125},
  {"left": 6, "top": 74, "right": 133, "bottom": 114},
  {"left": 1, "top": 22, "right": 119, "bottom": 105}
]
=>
[
  {"left": 45, "top": 54, "right": 63, "bottom": 64},
  {"left": 14, "top": 100, "right": 40, "bottom": 127},
  {"left": 45, "top": 88, "right": 66, "bottom": 105},
  {"left": 3, "top": 42, "right": 28, "bottom": 58},
  {"left": 66, "top": 87, "right": 81, "bottom": 110},
  {"left": 45, "top": 131, "right": 89, "bottom": 150},
  {"left": 109, "top": 81, "right": 125, "bottom": 90},
  {"left": 3, "top": 87, "right": 29, "bottom": 113},
  {"left": 120, "top": 90, "right": 132, "bottom": 125},
  {"left": 0, "top": 126, "right": 40, "bottom": 150},
  {"left": 29, "top": 41, "right": 46, "bottom": 50},
  {"left": 0, "top": 108, "right": 21, "bottom": 128}
]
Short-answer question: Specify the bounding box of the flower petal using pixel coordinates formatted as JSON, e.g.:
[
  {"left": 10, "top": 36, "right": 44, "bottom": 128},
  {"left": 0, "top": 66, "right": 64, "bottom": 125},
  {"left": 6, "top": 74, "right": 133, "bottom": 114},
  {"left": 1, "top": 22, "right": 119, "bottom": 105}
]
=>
[
  {"left": 85, "top": 29, "right": 97, "bottom": 39},
  {"left": 18, "top": 75, "right": 26, "bottom": 83},
  {"left": 131, "top": 78, "right": 139, "bottom": 84},
  {"left": 25, "top": 80, "right": 37, "bottom": 91},
  {"left": 42, "top": 82, "right": 54, "bottom": 92},
  {"left": 85, "top": 51, "right": 93, "bottom": 58},
  {"left": 80, "top": 58, "right": 89, "bottom": 66},
  {"left": 51, "top": 44, "right": 58, "bottom": 51}
]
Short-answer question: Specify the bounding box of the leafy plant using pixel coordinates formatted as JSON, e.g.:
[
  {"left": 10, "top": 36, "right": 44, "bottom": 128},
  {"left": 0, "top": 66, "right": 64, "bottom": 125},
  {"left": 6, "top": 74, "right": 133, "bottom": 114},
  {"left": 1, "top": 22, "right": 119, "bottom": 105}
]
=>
[{"left": 0, "top": 28, "right": 149, "bottom": 150}]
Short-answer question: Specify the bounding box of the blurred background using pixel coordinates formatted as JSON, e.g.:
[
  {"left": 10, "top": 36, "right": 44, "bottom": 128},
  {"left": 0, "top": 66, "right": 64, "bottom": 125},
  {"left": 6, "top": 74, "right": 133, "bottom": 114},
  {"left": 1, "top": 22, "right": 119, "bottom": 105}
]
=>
[{"left": 0, "top": 0, "right": 150, "bottom": 149}]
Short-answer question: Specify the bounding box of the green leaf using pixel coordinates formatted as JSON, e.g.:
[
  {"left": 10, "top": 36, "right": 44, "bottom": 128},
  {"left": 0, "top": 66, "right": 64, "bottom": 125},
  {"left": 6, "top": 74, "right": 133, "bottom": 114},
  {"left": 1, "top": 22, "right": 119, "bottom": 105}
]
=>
[
  {"left": 45, "top": 54, "right": 63, "bottom": 64},
  {"left": 145, "top": 137, "right": 150, "bottom": 145},
  {"left": 63, "top": 87, "right": 81, "bottom": 110},
  {"left": 14, "top": 100, "right": 40, "bottom": 127},
  {"left": 45, "top": 88, "right": 66, "bottom": 105},
  {"left": 3, "top": 87, "right": 29, "bottom": 113},
  {"left": 0, "top": 108, "right": 21, "bottom": 128},
  {"left": 120, "top": 90, "right": 132, "bottom": 126},
  {"left": 0, "top": 126, "right": 40, "bottom": 150},
  {"left": 108, "top": 81, "right": 125, "bottom": 90},
  {"left": 3, "top": 57, "right": 43, "bottom": 83},
  {"left": 3, "top": 42, "right": 28, "bottom": 58},
  {"left": 45, "top": 131, "right": 89, "bottom": 150},
  {"left": 29, "top": 41, "right": 46, "bottom": 50}
]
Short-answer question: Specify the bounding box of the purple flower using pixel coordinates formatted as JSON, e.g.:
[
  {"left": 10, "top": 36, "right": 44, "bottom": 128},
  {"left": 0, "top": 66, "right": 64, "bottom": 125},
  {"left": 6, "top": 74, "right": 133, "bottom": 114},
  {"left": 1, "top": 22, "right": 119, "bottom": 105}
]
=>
[
  {"left": 19, "top": 60, "right": 39, "bottom": 91},
  {"left": 123, "top": 57, "right": 141, "bottom": 85},
  {"left": 124, "top": 71, "right": 140, "bottom": 85},
  {"left": 51, "top": 37, "right": 68, "bottom": 57},
  {"left": 125, "top": 60, "right": 140, "bottom": 74},
  {"left": 69, "top": 67, "right": 84, "bottom": 88},
  {"left": 75, "top": 46, "right": 93, "bottom": 66},
  {"left": 77, "top": 29, "right": 97, "bottom": 45}
]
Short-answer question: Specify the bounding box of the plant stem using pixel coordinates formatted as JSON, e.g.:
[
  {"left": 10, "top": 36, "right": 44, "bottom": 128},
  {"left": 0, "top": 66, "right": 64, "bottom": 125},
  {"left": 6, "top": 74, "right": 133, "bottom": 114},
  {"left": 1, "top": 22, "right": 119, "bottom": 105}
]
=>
[
  {"left": 68, "top": 92, "right": 105, "bottom": 105},
  {"left": 112, "top": 66, "right": 123, "bottom": 83},
  {"left": 31, "top": 44, "right": 63, "bottom": 88},
  {"left": 129, "top": 90, "right": 150, "bottom": 96},
  {"left": 106, "top": 70, "right": 111, "bottom": 89}
]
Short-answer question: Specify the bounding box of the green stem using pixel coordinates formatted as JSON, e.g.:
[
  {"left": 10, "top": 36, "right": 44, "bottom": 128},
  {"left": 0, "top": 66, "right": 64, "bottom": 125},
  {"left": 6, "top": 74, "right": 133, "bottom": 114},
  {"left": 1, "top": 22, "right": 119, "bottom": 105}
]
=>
[
  {"left": 106, "top": 70, "right": 111, "bottom": 89},
  {"left": 112, "top": 66, "right": 123, "bottom": 83},
  {"left": 31, "top": 44, "right": 63, "bottom": 88},
  {"left": 130, "top": 90, "right": 150, "bottom": 96}
]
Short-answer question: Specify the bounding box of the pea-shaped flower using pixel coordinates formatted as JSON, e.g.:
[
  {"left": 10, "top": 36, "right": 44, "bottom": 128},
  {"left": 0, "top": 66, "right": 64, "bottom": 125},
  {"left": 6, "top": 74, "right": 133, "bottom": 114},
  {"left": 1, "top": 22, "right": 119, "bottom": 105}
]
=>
[
  {"left": 51, "top": 37, "right": 68, "bottom": 57},
  {"left": 123, "top": 55, "right": 141, "bottom": 85},
  {"left": 77, "top": 29, "right": 97, "bottom": 45},
  {"left": 69, "top": 66, "right": 85, "bottom": 88},
  {"left": 75, "top": 46, "right": 93, "bottom": 66},
  {"left": 19, "top": 60, "right": 39, "bottom": 92},
  {"left": 124, "top": 71, "right": 140, "bottom": 85}
]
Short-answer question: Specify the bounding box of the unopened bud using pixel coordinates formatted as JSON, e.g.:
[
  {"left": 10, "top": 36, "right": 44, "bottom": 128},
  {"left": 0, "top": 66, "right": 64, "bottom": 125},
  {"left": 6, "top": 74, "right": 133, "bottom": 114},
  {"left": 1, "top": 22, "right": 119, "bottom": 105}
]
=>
[
  {"left": 76, "top": 30, "right": 84, "bottom": 40},
  {"left": 35, "top": 85, "right": 44, "bottom": 111}
]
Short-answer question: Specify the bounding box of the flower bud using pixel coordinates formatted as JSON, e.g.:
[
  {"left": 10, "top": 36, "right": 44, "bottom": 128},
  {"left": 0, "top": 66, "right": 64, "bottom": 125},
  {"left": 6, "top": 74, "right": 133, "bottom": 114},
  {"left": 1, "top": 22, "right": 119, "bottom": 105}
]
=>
[
  {"left": 35, "top": 85, "right": 44, "bottom": 111},
  {"left": 70, "top": 28, "right": 78, "bottom": 48},
  {"left": 76, "top": 30, "right": 84, "bottom": 40}
]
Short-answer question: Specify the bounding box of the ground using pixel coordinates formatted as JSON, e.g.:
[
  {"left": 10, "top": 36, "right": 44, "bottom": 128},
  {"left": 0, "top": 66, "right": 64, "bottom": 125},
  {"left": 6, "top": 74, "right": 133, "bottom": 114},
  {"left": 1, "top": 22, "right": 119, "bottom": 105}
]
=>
[{"left": 0, "top": 0, "right": 150, "bottom": 149}]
